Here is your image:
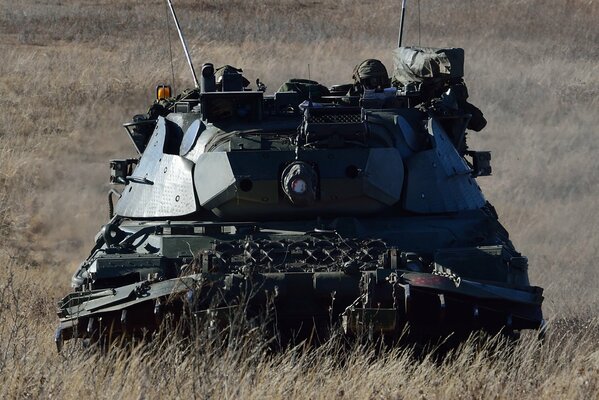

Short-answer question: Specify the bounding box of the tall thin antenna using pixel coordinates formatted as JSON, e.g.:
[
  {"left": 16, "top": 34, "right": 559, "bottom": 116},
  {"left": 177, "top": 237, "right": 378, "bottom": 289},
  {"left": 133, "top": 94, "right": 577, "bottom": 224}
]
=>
[
  {"left": 165, "top": 0, "right": 176, "bottom": 94},
  {"left": 418, "top": 0, "right": 421, "bottom": 46},
  {"left": 165, "top": 0, "right": 199, "bottom": 88},
  {"left": 398, "top": 0, "right": 407, "bottom": 47}
]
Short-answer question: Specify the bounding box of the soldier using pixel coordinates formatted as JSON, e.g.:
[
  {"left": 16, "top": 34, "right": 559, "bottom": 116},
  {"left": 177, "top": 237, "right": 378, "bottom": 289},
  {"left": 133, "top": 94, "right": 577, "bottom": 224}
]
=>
[{"left": 349, "top": 59, "right": 391, "bottom": 95}]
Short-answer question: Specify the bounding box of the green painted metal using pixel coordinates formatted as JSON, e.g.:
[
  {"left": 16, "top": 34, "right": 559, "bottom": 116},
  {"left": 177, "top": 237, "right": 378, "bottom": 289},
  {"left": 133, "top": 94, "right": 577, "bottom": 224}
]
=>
[{"left": 55, "top": 49, "right": 543, "bottom": 351}]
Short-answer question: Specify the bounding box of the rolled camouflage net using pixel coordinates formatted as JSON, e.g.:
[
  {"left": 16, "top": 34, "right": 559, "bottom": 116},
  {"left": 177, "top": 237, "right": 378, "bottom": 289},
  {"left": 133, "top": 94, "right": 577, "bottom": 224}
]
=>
[
  {"left": 277, "top": 79, "right": 330, "bottom": 101},
  {"left": 392, "top": 47, "right": 464, "bottom": 86}
]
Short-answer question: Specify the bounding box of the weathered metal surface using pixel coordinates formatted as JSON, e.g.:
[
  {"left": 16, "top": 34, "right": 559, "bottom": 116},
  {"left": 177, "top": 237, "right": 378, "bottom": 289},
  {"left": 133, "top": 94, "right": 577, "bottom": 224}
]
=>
[{"left": 115, "top": 117, "right": 197, "bottom": 218}]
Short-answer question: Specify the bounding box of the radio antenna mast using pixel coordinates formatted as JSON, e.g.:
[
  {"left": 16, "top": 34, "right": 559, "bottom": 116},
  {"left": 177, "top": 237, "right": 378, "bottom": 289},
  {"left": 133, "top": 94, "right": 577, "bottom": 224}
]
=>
[
  {"left": 398, "top": 0, "right": 407, "bottom": 47},
  {"left": 165, "top": 0, "right": 199, "bottom": 88}
]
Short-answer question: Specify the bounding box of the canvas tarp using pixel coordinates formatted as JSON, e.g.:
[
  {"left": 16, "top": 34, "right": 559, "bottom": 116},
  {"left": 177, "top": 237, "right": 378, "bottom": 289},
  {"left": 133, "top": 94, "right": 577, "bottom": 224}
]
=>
[{"left": 392, "top": 47, "right": 464, "bottom": 86}]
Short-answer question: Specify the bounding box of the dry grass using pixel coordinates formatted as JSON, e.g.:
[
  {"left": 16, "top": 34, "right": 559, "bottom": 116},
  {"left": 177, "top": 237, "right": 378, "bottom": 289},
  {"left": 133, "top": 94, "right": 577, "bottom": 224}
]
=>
[{"left": 0, "top": 0, "right": 598, "bottom": 398}]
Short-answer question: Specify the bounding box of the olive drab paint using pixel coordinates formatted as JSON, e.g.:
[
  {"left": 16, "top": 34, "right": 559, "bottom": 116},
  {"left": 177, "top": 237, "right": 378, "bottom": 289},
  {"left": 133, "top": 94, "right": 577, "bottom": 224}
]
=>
[{"left": 55, "top": 46, "right": 544, "bottom": 351}]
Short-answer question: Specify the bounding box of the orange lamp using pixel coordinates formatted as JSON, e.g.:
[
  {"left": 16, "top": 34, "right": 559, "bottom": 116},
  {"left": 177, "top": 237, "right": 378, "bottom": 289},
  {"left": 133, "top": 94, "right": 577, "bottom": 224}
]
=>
[{"left": 156, "top": 85, "right": 172, "bottom": 100}]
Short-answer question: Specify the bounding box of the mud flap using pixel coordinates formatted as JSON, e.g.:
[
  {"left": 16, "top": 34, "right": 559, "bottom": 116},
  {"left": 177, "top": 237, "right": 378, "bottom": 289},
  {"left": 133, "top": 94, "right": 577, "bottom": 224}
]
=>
[{"left": 342, "top": 307, "right": 397, "bottom": 336}]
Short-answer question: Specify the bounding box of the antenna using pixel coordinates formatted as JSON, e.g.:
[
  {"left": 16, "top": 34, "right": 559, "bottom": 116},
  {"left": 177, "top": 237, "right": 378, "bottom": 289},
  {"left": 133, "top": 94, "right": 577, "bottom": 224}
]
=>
[
  {"left": 164, "top": 1, "right": 176, "bottom": 94},
  {"left": 398, "top": 0, "right": 407, "bottom": 47},
  {"left": 165, "top": 0, "right": 199, "bottom": 88},
  {"left": 417, "top": 0, "right": 421, "bottom": 46}
]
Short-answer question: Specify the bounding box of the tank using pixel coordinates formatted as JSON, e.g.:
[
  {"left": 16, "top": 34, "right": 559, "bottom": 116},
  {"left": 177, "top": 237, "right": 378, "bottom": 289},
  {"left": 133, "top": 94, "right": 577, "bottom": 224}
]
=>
[{"left": 55, "top": 48, "right": 544, "bottom": 351}]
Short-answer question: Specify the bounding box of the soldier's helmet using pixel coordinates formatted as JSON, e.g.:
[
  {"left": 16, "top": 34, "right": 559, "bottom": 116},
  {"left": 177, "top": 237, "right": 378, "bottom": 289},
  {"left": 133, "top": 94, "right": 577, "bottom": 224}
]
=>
[{"left": 352, "top": 59, "right": 390, "bottom": 90}]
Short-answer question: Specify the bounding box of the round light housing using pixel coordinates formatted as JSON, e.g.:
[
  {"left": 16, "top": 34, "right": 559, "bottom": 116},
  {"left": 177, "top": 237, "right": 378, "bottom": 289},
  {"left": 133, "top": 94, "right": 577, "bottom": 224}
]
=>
[
  {"left": 291, "top": 178, "right": 307, "bottom": 194},
  {"left": 281, "top": 161, "right": 318, "bottom": 207}
]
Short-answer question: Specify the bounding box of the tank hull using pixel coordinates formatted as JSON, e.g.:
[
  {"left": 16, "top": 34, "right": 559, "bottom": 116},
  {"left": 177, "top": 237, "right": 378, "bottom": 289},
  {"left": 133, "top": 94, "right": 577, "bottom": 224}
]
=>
[
  {"left": 56, "top": 44, "right": 544, "bottom": 350},
  {"left": 56, "top": 214, "right": 543, "bottom": 350}
]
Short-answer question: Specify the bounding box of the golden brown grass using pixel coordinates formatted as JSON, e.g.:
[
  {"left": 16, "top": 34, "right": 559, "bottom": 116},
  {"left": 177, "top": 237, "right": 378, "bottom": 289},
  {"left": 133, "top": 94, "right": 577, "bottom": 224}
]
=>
[{"left": 1, "top": 0, "right": 598, "bottom": 398}]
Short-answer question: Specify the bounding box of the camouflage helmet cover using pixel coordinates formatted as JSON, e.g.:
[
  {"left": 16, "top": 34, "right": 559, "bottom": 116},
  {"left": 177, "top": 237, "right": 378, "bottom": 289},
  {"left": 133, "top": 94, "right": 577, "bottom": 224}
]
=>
[{"left": 352, "top": 59, "right": 390, "bottom": 88}]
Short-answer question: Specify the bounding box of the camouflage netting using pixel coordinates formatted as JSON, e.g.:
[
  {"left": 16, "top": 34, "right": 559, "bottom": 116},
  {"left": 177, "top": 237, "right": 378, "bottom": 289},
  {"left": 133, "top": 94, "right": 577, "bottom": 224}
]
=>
[{"left": 392, "top": 47, "right": 464, "bottom": 86}]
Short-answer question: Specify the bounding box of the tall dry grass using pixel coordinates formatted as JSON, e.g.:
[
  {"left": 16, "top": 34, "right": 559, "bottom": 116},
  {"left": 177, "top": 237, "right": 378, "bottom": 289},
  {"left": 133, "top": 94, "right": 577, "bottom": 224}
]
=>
[{"left": 0, "top": 0, "right": 598, "bottom": 398}]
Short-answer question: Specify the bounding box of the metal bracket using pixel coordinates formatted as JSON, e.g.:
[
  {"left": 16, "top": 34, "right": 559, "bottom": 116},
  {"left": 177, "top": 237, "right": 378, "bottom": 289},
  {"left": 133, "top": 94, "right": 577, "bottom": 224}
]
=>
[
  {"left": 467, "top": 151, "right": 492, "bottom": 177},
  {"left": 109, "top": 159, "right": 138, "bottom": 185}
]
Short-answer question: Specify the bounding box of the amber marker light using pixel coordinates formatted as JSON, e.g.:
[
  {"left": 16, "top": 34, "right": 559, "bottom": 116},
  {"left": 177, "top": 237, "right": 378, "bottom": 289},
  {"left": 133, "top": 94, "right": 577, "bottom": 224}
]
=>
[{"left": 156, "top": 85, "right": 172, "bottom": 100}]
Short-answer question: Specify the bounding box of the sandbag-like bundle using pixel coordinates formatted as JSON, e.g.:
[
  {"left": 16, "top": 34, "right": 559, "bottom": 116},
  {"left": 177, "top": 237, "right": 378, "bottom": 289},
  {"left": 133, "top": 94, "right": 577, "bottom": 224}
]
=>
[{"left": 392, "top": 47, "right": 464, "bottom": 86}]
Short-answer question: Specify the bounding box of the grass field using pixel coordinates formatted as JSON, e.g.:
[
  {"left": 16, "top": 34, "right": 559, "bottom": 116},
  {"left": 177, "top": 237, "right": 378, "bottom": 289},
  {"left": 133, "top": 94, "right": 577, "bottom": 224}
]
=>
[{"left": 1, "top": 0, "right": 598, "bottom": 398}]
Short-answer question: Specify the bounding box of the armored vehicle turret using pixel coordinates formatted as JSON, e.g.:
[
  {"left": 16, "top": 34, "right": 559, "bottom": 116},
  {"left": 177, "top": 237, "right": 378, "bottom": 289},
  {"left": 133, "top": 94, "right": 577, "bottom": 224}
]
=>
[{"left": 55, "top": 46, "right": 544, "bottom": 350}]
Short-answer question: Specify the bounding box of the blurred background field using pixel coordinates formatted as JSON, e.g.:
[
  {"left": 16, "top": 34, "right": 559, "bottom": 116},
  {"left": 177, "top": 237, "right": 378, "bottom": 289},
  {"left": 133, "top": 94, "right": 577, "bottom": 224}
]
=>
[{"left": 0, "top": 1, "right": 598, "bottom": 398}]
